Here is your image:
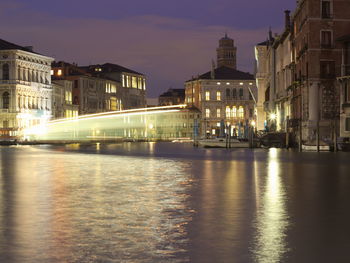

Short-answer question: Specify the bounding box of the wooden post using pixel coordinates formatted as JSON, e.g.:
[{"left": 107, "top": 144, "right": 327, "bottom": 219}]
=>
[{"left": 333, "top": 119, "right": 337, "bottom": 152}]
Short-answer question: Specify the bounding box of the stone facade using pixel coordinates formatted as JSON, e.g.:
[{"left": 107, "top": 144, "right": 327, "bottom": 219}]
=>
[
  {"left": 292, "top": 0, "right": 350, "bottom": 142},
  {"left": 185, "top": 69, "right": 256, "bottom": 138},
  {"left": 337, "top": 35, "right": 350, "bottom": 138},
  {"left": 0, "top": 39, "right": 53, "bottom": 140},
  {"left": 52, "top": 80, "right": 79, "bottom": 119},
  {"left": 256, "top": 0, "right": 350, "bottom": 144}
]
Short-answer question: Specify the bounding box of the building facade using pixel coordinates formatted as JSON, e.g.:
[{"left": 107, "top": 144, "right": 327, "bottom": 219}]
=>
[
  {"left": 292, "top": 0, "right": 350, "bottom": 142},
  {"left": 159, "top": 88, "right": 185, "bottom": 106},
  {"left": 52, "top": 80, "right": 79, "bottom": 119},
  {"left": 337, "top": 34, "right": 350, "bottom": 138},
  {"left": 256, "top": 0, "right": 350, "bottom": 145},
  {"left": 81, "top": 63, "right": 147, "bottom": 109},
  {"left": 52, "top": 62, "right": 122, "bottom": 115},
  {"left": 186, "top": 35, "right": 257, "bottom": 138},
  {"left": 0, "top": 39, "right": 53, "bottom": 140}
]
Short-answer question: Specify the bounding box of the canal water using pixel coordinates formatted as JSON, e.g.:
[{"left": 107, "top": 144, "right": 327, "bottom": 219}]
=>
[{"left": 0, "top": 143, "right": 350, "bottom": 263}]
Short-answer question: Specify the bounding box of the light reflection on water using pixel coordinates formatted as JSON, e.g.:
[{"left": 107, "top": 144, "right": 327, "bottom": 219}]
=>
[
  {"left": 253, "top": 148, "right": 288, "bottom": 263},
  {"left": 1, "top": 143, "right": 350, "bottom": 262}
]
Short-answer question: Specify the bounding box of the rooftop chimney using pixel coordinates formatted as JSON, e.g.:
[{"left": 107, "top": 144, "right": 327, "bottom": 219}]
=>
[{"left": 285, "top": 10, "right": 291, "bottom": 30}]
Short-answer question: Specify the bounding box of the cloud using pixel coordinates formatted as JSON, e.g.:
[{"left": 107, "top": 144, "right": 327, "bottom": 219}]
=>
[{"left": 0, "top": 7, "right": 270, "bottom": 97}]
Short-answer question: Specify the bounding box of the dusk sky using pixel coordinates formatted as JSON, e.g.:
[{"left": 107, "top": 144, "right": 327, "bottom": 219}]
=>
[{"left": 1, "top": 0, "right": 296, "bottom": 97}]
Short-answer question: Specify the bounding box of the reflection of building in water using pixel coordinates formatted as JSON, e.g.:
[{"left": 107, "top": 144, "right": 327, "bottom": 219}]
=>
[
  {"left": 27, "top": 105, "right": 201, "bottom": 141},
  {"left": 0, "top": 38, "right": 54, "bottom": 140}
]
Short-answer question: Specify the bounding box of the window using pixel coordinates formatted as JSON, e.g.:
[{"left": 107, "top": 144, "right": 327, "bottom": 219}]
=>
[
  {"left": 2, "top": 92, "right": 9, "bottom": 109},
  {"left": 346, "top": 118, "right": 350, "bottom": 132},
  {"left": 205, "top": 108, "right": 210, "bottom": 118},
  {"left": 226, "top": 106, "right": 231, "bottom": 118},
  {"left": 216, "top": 91, "right": 221, "bottom": 101},
  {"left": 205, "top": 91, "right": 210, "bottom": 101},
  {"left": 226, "top": 89, "right": 230, "bottom": 98},
  {"left": 320, "top": 61, "right": 335, "bottom": 78},
  {"left": 238, "top": 106, "right": 244, "bottom": 118},
  {"left": 321, "top": 1, "right": 331, "bottom": 19},
  {"left": 321, "top": 30, "right": 332, "bottom": 48},
  {"left": 216, "top": 108, "right": 221, "bottom": 118},
  {"left": 2, "top": 64, "right": 9, "bottom": 80},
  {"left": 232, "top": 106, "right": 237, "bottom": 118},
  {"left": 232, "top": 89, "right": 237, "bottom": 98},
  {"left": 132, "top": 76, "right": 137, "bottom": 88},
  {"left": 239, "top": 88, "right": 244, "bottom": 98},
  {"left": 57, "top": 69, "right": 62, "bottom": 76},
  {"left": 50, "top": 70, "right": 54, "bottom": 75},
  {"left": 122, "top": 75, "right": 125, "bottom": 87}
]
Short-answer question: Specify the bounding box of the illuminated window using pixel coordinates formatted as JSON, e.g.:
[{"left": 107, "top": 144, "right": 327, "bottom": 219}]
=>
[
  {"left": 232, "top": 106, "right": 237, "bottom": 118},
  {"left": 122, "top": 75, "right": 125, "bottom": 87},
  {"left": 205, "top": 108, "right": 210, "bottom": 118},
  {"left": 126, "top": 76, "right": 130, "bottom": 87},
  {"left": 238, "top": 106, "right": 244, "bottom": 118},
  {"left": 205, "top": 91, "right": 210, "bottom": 101},
  {"left": 132, "top": 76, "right": 137, "bottom": 88},
  {"left": 50, "top": 70, "right": 54, "bottom": 75},
  {"left": 216, "top": 91, "right": 221, "bottom": 101},
  {"left": 226, "top": 82, "right": 230, "bottom": 85},
  {"left": 226, "top": 106, "right": 231, "bottom": 118},
  {"left": 217, "top": 82, "right": 221, "bottom": 85},
  {"left": 143, "top": 79, "right": 146, "bottom": 90},
  {"left": 216, "top": 108, "right": 221, "bottom": 118},
  {"left": 57, "top": 69, "right": 62, "bottom": 76},
  {"left": 239, "top": 82, "right": 243, "bottom": 85}
]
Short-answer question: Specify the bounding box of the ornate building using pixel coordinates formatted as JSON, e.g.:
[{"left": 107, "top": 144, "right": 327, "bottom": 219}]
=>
[
  {"left": 0, "top": 39, "right": 53, "bottom": 140},
  {"left": 185, "top": 35, "right": 257, "bottom": 138}
]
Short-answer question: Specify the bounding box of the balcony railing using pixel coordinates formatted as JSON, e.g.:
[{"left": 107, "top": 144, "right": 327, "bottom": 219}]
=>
[{"left": 341, "top": 65, "right": 350, "bottom": 77}]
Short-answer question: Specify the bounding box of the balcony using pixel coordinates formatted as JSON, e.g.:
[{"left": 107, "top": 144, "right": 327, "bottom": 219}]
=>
[
  {"left": 0, "top": 80, "right": 31, "bottom": 86},
  {"left": 341, "top": 65, "right": 350, "bottom": 77}
]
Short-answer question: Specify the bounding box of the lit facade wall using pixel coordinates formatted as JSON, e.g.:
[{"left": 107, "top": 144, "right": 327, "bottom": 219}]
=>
[{"left": 0, "top": 48, "right": 53, "bottom": 140}]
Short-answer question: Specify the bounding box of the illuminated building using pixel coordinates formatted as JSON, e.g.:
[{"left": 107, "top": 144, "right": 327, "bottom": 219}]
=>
[
  {"left": 255, "top": 11, "right": 293, "bottom": 132},
  {"left": 0, "top": 38, "right": 53, "bottom": 140},
  {"left": 185, "top": 35, "right": 257, "bottom": 138},
  {"left": 159, "top": 88, "right": 185, "bottom": 106},
  {"left": 52, "top": 80, "right": 78, "bottom": 119},
  {"left": 52, "top": 61, "right": 122, "bottom": 115},
  {"left": 80, "top": 63, "right": 147, "bottom": 109},
  {"left": 256, "top": 0, "right": 350, "bottom": 144}
]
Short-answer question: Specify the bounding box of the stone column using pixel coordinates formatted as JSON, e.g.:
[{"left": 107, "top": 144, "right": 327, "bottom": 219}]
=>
[{"left": 308, "top": 82, "right": 319, "bottom": 125}]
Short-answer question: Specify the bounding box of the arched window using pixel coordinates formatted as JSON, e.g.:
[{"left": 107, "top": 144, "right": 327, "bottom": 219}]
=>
[
  {"left": 226, "top": 106, "right": 231, "bottom": 118},
  {"left": 232, "top": 106, "right": 237, "bottom": 118},
  {"left": 239, "top": 88, "right": 244, "bottom": 98},
  {"left": 238, "top": 106, "right": 244, "bottom": 118},
  {"left": 2, "top": 92, "right": 10, "bottom": 109},
  {"left": 2, "top": 64, "right": 9, "bottom": 80},
  {"left": 226, "top": 88, "right": 230, "bottom": 98},
  {"left": 232, "top": 89, "right": 237, "bottom": 99}
]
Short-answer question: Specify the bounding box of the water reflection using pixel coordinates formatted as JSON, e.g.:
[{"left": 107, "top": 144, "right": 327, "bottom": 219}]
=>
[{"left": 253, "top": 148, "right": 289, "bottom": 263}]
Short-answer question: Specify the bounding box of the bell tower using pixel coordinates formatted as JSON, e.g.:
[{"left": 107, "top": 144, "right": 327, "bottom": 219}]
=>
[{"left": 216, "top": 33, "right": 237, "bottom": 69}]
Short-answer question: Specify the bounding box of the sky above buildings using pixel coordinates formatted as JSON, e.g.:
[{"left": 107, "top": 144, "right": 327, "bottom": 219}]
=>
[{"left": 1, "top": 0, "right": 296, "bottom": 97}]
